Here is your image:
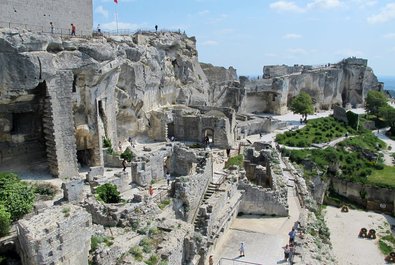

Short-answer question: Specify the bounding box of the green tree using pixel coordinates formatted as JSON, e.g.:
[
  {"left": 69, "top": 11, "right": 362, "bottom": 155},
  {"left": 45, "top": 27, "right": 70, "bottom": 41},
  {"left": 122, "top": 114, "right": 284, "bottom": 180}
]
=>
[
  {"left": 365, "top": 90, "right": 388, "bottom": 118},
  {"left": 0, "top": 205, "right": 11, "bottom": 236},
  {"left": 379, "top": 104, "right": 395, "bottom": 134},
  {"left": 95, "top": 183, "right": 121, "bottom": 203},
  {"left": 0, "top": 172, "right": 35, "bottom": 221},
  {"left": 289, "top": 92, "right": 314, "bottom": 120}
]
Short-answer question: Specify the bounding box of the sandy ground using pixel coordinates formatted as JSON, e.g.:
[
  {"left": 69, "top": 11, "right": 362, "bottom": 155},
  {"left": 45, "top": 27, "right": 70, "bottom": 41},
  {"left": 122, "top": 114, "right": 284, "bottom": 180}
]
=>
[{"left": 325, "top": 206, "right": 395, "bottom": 265}]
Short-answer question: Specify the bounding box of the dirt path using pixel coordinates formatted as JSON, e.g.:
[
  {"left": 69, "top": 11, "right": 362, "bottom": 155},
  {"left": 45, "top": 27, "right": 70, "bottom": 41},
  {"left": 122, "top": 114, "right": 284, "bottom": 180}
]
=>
[{"left": 325, "top": 206, "right": 393, "bottom": 265}]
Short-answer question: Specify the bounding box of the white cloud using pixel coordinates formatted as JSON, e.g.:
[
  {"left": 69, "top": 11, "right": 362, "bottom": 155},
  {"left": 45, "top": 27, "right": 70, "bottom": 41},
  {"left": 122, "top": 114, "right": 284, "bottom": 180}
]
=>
[
  {"left": 283, "top": 33, "right": 302, "bottom": 39},
  {"left": 384, "top": 33, "right": 395, "bottom": 39},
  {"left": 270, "top": 0, "right": 342, "bottom": 13},
  {"left": 307, "top": 0, "right": 342, "bottom": 9},
  {"left": 270, "top": 1, "right": 305, "bottom": 12},
  {"left": 287, "top": 48, "right": 308, "bottom": 55},
  {"left": 350, "top": 0, "right": 377, "bottom": 9},
  {"left": 334, "top": 49, "right": 363, "bottom": 57},
  {"left": 201, "top": 40, "right": 218, "bottom": 46},
  {"left": 95, "top": 6, "right": 109, "bottom": 18},
  {"left": 367, "top": 3, "right": 395, "bottom": 24}
]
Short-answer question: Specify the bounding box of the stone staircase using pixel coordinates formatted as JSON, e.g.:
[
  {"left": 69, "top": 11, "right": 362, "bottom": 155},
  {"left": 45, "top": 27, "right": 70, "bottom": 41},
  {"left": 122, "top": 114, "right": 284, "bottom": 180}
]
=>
[
  {"left": 193, "top": 182, "right": 219, "bottom": 234},
  {"left": 42, "top": 96, "right": 58, "bottom": 176}
]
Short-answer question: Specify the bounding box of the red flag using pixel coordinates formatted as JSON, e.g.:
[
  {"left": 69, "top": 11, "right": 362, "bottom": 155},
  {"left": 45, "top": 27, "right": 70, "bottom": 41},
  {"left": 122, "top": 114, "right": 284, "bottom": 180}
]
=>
[{"left": 114, "top": 0, "right": 118, "bottom": 3}]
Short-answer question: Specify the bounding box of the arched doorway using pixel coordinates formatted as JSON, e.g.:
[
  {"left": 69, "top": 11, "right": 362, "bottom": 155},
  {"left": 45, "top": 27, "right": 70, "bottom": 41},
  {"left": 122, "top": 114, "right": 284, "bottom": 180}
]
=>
[{"left": 202, "top": 128, "right": 214, "bottom": 145}]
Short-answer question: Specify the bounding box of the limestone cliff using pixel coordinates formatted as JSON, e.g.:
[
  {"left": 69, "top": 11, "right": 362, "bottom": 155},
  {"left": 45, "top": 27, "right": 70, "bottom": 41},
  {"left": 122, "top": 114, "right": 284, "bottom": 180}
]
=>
[
  {"left": 0, "top": 29, "right": 210, "bottom": 177},
  {"left": 243, "top": 58, "right": 382, "bottom": 114}
]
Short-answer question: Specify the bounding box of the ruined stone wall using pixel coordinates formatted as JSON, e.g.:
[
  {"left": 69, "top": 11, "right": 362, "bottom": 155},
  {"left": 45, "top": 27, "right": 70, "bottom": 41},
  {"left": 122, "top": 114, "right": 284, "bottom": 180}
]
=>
[
  {"left": 46, "top": 72, "right": 79, "bottom": 178},
  {"left": 17, "top": 205, "right": 92, "bottom": 265},
  {"left": 333, "top": 105, "right": 348, "bottom": 123},
  {"left": 131, "top": 147, "right": 171, "bottom": 186},
  {"left": 200, "top": 63, "right": 237, "bottom": 85},
  {"left": 238, "top": 181, "right": 288, "bottom": 216},
  {"left": 0, "top": 0, "right": 93, "bottom": 35},
  {"left": 331, "top": 178, "right": 395, "bottom": 215},
  {"left": 263, "top": 65, "right": 305, "bottom": 78},
  {"left": 172, "top": 148, "right": 213, "bottom": 222}
]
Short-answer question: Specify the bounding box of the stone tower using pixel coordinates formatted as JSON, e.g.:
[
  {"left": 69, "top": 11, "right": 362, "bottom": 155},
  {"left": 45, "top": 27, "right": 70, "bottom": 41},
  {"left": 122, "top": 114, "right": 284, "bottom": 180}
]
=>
[{"left": 0, "top": 0, "right": 92, "bottom": 35}]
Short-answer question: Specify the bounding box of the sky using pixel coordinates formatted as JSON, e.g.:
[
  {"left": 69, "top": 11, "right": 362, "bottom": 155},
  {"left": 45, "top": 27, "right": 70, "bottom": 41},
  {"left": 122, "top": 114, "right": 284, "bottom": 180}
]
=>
[{"left": 92, "top": 0, "right": 395, "bottom": 77}]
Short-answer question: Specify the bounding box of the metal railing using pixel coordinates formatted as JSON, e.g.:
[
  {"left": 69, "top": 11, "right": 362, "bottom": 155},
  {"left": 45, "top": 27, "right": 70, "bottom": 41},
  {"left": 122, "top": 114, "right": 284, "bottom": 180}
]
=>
[
  {"left": 0, "top": 21, "right": 187, "bottom": 38},
  {"left": 217, "top": 258, "right": 262, "bottom": 265},
  {"left": 0, "top": 21, "right": 92, "bottom": 37}
]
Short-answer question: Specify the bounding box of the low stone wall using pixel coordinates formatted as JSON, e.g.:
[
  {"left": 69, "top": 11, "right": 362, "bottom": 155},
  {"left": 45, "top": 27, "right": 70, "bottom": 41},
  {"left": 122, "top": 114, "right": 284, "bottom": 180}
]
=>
[
  {"left": 173, "top": 152, "right": 213, "bottom": 222},
  {"left": 238, "top": 181, "right": 288, "bottom": 216},
  {"left": 17, "top": 205, "right": 92, "bottom": 265},
  {"left": 331, "top": 178, "right": 395, "bottom": 215}
]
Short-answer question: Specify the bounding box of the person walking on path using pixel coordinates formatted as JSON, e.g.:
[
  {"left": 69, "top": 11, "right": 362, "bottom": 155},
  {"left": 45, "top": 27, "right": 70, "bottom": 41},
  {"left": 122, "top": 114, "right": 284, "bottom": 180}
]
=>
[
  {"left": 208, "top": 255, "right": 214, "bottom": 265},
  {"left": 149, "top": 185, "right": 154, "bottom": 196},
  {"left": 288, "top": 243, "right": 295, "bottom": 264},
  {"left": 288, "top": 228, "right": 296, "bottom": 244},
  {"left": 50, "top": 22, "right": 54, "bottom": 34},
  {"left": 71, "top": 23, "right": 76, "bottom": 36},
  {"left": 166, "top": 172, "right": 171, "bottom": 186},
  {"left": 122, "top": 158, "right": 127, "bottom": 172},
  {"left": 239, "top": 242, "right": 245, "bottom": 257},
  {"left": 282, "top": 244, "right": 290, "bottom": 261}
]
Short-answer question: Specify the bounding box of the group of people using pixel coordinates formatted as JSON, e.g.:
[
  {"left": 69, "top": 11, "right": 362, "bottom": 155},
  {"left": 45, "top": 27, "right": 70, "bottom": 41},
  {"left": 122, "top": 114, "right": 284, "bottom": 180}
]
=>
[
  {"left": 283, "top": 221, "right": 303, "bottom": 264},
  {"left": 48, "top": 22, "right": 76, "bottom": 36}
]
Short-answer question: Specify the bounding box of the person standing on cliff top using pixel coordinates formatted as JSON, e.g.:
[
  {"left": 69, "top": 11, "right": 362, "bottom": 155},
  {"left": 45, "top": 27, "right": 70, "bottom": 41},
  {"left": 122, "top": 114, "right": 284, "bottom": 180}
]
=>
[
  {"left": 50, "top": 22, "right": 54, "bottom": 34},
  {"left": 71, "top": 23, "right": 76, "bottom": 36},
  {"left": 155, "top": 25, "right": 158, "bottom": 32}
]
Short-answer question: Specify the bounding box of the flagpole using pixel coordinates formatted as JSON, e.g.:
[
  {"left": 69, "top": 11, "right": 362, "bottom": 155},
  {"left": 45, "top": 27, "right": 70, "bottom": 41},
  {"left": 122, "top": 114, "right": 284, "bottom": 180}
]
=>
[{"left": 115, "top": 2, "right": 119, "bottom": 34}]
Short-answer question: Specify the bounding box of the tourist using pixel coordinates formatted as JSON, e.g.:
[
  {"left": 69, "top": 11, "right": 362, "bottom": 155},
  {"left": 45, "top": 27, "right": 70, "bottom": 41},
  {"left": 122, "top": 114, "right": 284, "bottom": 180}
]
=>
[
  {"left": 71, "top": 23, "right": 76, "bottom": 36},
  {"left": 97, "top": 24, "right": 101, "bottom": 33},
  {"left": 149, "top": 185, "right": 154, "bottom": 196},
  {"left": 122, "top": 158, "right": 127, "bottom": 172},
  {"left": 155, "top": 25, "right": 158, "bottom": 32},
  {"left": 239, "top": 242, "right": 245, "bottom": 257},
  {"left": 166, "top": 172, "right": 171, "bottom": 186},
  {"left": 50, "top": 22, "right": 54, "bottom": 34},
  {"left": 288, "top": 243, "right": 295, "bottom": 264},
  {"left": 118, "top": 141, "right": 122, "bottom": 152},
  {"left": 208, "top": 255, "right": 213, "bottom": 265},
  {"left": 288, "top": 228, "right": 296, "bottom": 244},
  {"left": 226, "top": 148, "right": 231, "bottom": 158},
  {"left": 282, "top": 244, "right": 290, "bottom": 261}
]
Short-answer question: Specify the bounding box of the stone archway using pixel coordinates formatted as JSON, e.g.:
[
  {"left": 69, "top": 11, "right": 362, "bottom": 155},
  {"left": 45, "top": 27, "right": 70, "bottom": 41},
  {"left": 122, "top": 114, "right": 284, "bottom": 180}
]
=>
[{"left": 202, "top": 128, "right": 214, "bottom": 145}]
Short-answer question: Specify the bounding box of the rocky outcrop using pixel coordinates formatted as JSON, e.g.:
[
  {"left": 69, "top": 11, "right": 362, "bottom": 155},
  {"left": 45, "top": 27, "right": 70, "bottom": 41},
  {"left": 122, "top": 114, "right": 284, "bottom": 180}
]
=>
[
  {"left": 0, "top": 29, "right": 212, "bottom": 177},
  {"left": 242, "top": 58, "right": 382, "bottom": 114}
]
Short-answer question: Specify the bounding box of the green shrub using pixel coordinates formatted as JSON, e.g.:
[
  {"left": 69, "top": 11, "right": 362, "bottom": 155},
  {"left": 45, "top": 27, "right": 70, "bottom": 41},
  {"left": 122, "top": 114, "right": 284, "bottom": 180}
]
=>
[
  {"left": 145, "top": 254, "right": 159, "bottom": 265},
  {"left": 224, "top": 154, "right": 244, "bottom": 169},
  {"left": 103, "top": 137, "right": 112, "bottom": 148},
  {"left": 96, "top": 183, "right": 121, "bottom": 203},
  {"left": 130, "top": 246, "right": 143, "bottom": 261},
  {"left": 139, "top": 237, "right": 153, "bottom": 253},
  {"left": 120, "top": 148, "right": 134, "bottom": 162},
  {"left": 91, "top": 235, "right": 114, "bottom": 252},
  {"left": 0, "top": 205, "right": 11, "bottom": 237},
  {"left": 148, "top": 226, "right": 159, "bottom": 237},
  {"left": 33, "top": 182, "right": 58, "bottom": 200},
  {"left": 0, "top": 172, "right": 35, "bottom": 221},
  {"left": 158, "top": 199, "right": 171, "bottom": 210}
]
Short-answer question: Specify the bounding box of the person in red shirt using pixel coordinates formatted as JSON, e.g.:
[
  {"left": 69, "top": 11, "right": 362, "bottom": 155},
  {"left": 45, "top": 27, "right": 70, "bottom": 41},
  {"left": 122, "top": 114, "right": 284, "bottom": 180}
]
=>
[{"left": 71, "top": 23, "right": 76, "bottom": 36}]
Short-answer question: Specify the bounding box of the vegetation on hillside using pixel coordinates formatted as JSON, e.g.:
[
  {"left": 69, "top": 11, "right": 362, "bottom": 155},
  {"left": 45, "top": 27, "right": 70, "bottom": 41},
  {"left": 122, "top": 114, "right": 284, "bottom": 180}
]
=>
[
  {"left": 281, "top": 131, "right": 394, "bottom": 187},
  {"left": 276, "top": 116, "right": 355, "bottom": 147},
  {"left": 224, "top": 154, "right": 244, "bottom": 169}
]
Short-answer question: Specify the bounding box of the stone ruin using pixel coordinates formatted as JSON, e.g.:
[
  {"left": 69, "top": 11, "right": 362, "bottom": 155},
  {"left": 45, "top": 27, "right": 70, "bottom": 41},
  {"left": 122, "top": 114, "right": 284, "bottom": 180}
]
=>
[{"left": 0, "top": 26, "right": 383, "bottom": 264}]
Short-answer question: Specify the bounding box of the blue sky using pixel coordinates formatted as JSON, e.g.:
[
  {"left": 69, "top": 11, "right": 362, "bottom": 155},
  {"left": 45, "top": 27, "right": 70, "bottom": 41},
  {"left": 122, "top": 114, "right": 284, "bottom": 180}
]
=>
[{"left": 93, "top": 0, "right": 395, "bottom": 77}]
